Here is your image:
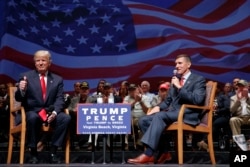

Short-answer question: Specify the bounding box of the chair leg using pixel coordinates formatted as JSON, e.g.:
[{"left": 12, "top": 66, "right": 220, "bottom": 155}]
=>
[
  {"left": 65, "top": 132, "right": 70, "bottom": 164},
  {"left": 7, "top": 134, "right": 14, "bottom": 164},
  {"left": 177, "top": 129, "right": 183, "bottom": 164},
  {"left": 207, "top": 133, "right": 216, "bottom": 164},
  {"left": 131, "top": 119, "right": 136, "bottom": 149},
  {"left": 20, "top": 131, "right": 26, "bottom": 164}
]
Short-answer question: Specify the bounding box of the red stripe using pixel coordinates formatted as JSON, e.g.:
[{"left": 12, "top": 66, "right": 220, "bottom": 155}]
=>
[
  {"left": 168, "top": 0, "right": 202, "bottom": 13},
  {"left": 133, "top": 14, "right": 250, "bottom": 37},
  {"left": 127, "top": 1, "right": 228, "bottom": 24},
  {"left": 0, "top": 75, "right": 16, "bottom": 84},
  {"left": 202, "top": 0, "right": 246, "bottom": 20},
  {"left": 136, "top": 34, "right": 250, "bottom": 51}
]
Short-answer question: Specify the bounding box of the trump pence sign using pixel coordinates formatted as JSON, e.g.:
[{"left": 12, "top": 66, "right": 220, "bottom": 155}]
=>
[{"left": 77, "top": 103, "right": 131, "bottom": 134}]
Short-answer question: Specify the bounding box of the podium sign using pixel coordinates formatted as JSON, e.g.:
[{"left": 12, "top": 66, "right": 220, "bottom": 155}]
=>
[{"left": 77, "top": 103, "right": 131, "bottom": 134}]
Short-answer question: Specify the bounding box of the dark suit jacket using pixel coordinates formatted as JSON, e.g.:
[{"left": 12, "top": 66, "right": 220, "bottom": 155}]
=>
[
  {"left": 158, "top": 73, "right": 206, "bottom": 126},
  {"left": 15, "top": 70, "right": 64, "bottom": 114}
]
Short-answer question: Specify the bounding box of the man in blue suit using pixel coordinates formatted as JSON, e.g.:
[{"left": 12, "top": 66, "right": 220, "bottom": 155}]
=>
[
  {"left": 15, "top": 50, "right": 71, "bottom": 164},
  {"left": 128, "top": 54, "right": 206, "bottom": 164}
]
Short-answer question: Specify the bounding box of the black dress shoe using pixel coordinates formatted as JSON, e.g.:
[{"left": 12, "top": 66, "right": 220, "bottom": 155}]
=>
[
  {"left": 28, "top": 156, "right": 38, "bottom": 164},
  {"left": 49, "top": 154, "right": 61, "bottom": 164}
]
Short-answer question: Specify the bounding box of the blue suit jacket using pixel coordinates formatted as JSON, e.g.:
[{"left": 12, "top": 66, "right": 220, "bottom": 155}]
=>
[
  {"left": 158, "top": 73, "right": 206, "bottom": 126},
  {"left": 15, "top": 70, "right": 64, "bottom": 115}
]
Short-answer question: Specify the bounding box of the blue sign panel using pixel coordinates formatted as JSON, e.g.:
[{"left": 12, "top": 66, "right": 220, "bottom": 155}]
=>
[{"left": 77, "top": 103, "right": 131, "bottom": 134}]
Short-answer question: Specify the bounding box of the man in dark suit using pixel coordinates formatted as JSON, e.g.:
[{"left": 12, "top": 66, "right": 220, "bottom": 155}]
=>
[
  {"left": 127, "top": 54, "right": 206, "bottom": 164},
  {"left": 15, "top": 50, "right": 71, "bottom": 164}
]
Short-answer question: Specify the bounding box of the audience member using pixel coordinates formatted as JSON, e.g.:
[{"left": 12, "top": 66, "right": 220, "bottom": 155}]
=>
[
  {"left": 229, "top": 79, "right": 250, "bottom": 151},
  {"left": 231, "top": 77, "right": 240, "bottom": 96},
  {"left": 117, "top": 80, "right": 129, "bottom": 101},
  {"left": 138, "top": 81, "right": 155, "bottom": 103},
  {"left": 86, "top": 80, "right": 106, "bottom": 150},
  {"left": 92, "top": 79, "right": 106, "bottom": 96},
  {"left": 151, "top": 82, "right": 170, "bottom": 107},
  {"left": 123, "top": 83, "right": 151, "bottom": 150},
  {"left": 127, "top": 54, "right": 206, "bottom": 164},
  {"left": 102, "top": 82, "right": 123, "bottom": 148},
  {"left": 70, "top": 82, "right": 81, "bottom": 99},
  {"left": 15, "top": 50, "right": 71, "bottom": 164},
  {"left": 0, "top": 83, "right": 10, "bottom": 142},
  {"left": 197, "top": 82, "right": 232, "bottom": 151},
  {"left": 68, "top": 81, "right": 95, "bottom": 150}
]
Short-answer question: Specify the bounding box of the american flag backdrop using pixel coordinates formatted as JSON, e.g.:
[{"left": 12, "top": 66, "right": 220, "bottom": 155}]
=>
[{"left": 0, "top": 0, "right": 250, "bottom": 93}]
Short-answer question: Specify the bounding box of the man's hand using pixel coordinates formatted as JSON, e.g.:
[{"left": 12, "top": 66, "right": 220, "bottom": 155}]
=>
[
  {"left": 171, "top": 76, "right": 181, "bottom": 89},
  {"left": 19, "top": 76, "right": 28, "bottom": 91},
  {"left": 47, "top": 113, "right": 56, "bottom": 123},
  {"left": 237, "top": 87, "right": 249, "bottom": 100},
  {"left": 135, "top": 93, "right": 142, "bottom": 102}
]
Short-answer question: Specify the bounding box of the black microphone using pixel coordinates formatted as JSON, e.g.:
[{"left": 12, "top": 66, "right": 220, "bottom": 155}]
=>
[
  {"left": 45, "top": 105, "right": 54, "bottom": 126},
  {"left": 47, "top": 105, "right": 55, "bottom": 114}
]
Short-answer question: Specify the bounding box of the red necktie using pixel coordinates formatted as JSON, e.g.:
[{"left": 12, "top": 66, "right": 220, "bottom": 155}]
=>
[
  {"left": 40, "top": 74, "right": 46, "bottom": 100},
  {"left": 180, "top": 77, "right": 185, "bottom": 86},
  {"left": 39, "top": 74, "right": 47, "bottom": 121}
]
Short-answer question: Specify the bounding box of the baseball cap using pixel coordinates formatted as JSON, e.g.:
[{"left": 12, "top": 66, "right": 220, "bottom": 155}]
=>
[
  {"left": 159, "top": 83, "right": 170, "bottom": 90},
  {"left": 104, "top": 82, "right": 112, "bottom": 88},
  {"left": 81, "top": 81, "right": 89, "bottom": 89},
  {"left": 128, "top": 83, "right": 137, "bottom": 90},
  {"left": 237, "top": 79, "right": 248, "bottom": 87}
]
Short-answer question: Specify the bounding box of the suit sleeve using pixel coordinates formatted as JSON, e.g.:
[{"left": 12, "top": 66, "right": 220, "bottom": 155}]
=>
[{"left": 53, "top": 77, "right": 65, "bottom": 114}]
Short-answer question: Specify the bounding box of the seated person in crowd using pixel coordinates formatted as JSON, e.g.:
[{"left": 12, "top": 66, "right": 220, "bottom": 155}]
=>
[
  {"left": 151, "top": 82, "right": 170, "bottom": 107},
  {"left": 69, "top": 82, "right": 81, "bottom": 99},
  {"left": 15, "top": 50, "right": 71, "bottom": 164},
  {"left": 138, "top": 80, "right": 155, "bottom": 103},
  {"left": 230, "top": 79, "right": 250, "bottom": 151},
  {"left": 0, "top": 83, "right": 10, "bottom": 142},
  {"left": 117, "top": 80, "right": 129, "bottom": 101},
  {"left": 67, "top": 81, "right": 95, "bottom": 150},
  {"left": 123, "top": 83, "right": 151, "bottom": 149}
]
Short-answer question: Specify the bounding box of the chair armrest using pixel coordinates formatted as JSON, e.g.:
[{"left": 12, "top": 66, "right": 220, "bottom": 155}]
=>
[{"left": 177, "top": 104, "right": 210, "bottom": 123}]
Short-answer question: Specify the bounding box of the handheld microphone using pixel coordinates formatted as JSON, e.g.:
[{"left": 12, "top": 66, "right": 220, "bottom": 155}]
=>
[
  {"left": 45, "top": 105, "right": 55, "bottom": 126},
  {"left": 173, "top": 69, "right": 177, "bottom": 77},
  {"left": 47, "top": 105, "right": 55, "bottom": 115}
]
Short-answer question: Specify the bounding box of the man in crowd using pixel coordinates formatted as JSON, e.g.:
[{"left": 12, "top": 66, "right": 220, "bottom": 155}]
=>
[{"left": 230, "top": 79, "right": 250, "bottom": 151}]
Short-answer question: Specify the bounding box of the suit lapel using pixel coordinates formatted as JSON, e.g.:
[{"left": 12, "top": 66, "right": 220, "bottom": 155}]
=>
[
  {"left": 182, "top": 73, "right": 193, "bottom": 89},
  {"left": 31, "top": 71, "right": 44, "bottom": 101}
]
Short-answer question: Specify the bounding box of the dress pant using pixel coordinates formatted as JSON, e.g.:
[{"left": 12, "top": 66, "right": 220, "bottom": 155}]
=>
[
  {"left": 139, "top": 111, "right": 177, "bottom": 150},
  {"left": 26, "top": 111, "right": 71, "bottom": 148},
  {"left": 229, "top": 116, "right": 250, "bottom": 136}
]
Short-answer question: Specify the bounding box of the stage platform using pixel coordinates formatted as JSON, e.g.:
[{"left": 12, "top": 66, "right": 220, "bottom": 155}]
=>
[
  {"left": 0, "top": 148, "right": 231, "bottom": 166},
  {"left": 0, "top": 139, "right": 233, "bottom": 166}
]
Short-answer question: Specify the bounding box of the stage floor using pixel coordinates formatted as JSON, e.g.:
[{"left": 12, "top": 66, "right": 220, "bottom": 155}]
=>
[
  {"left": 0, "top": 139, "right": 232, "bottom": 166},
  {"left": 0, "top": 150, "right": 230, "bottom": 166},
  {"left": 0, "top": 164, "right": 230, "bottom": 167}
]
